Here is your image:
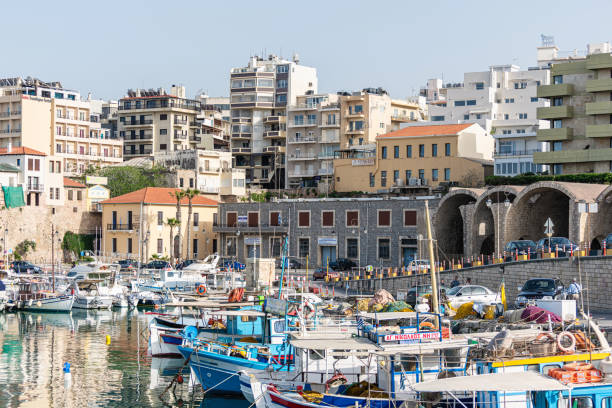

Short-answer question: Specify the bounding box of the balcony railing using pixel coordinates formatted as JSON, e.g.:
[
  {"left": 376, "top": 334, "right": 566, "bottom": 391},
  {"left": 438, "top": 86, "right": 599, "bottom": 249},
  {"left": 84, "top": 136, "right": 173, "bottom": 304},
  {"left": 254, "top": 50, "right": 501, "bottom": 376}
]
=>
[
  {"left": 26, "top": 183, "right": 44, "bottom": 192},
  {"left": 174, "top": 118, "right": 188, "bottom": 125},
  {"left": 0, "top": 128, "right": 21, "bottom": 135},
  {"left": 90, "top": 203, "right": 102, "bottom": 212},
  {"left": 190, "top": 136, "right": 202, "bottom": 142},
  {"left": 287, "top": 137, "right": 316, "bottom": 143},
  {"left": 124, "top": 149, "right": 153, "bottom": 155},
  {"left": 107, "top": 224, "right": 138, "bottom": 231},
  {"left": 123, "top": 134, "right": 153, "bottom": 141},
  {"left": 122, "top": 119, "right": 153, "bottom": 126},
  {"left": 0, "top": 111, "right": 21, "bottom": 118},
  {"left": 494, "top": 149, "right": 542, "bottom": 157},
  {"left": 174, "top": 132, "right": 188, "bottom": 140}
]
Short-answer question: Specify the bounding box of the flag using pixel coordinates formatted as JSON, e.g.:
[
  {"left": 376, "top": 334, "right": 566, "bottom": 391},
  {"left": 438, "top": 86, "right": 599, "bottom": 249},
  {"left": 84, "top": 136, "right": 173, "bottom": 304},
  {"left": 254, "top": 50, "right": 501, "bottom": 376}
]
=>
[
  {"left": 500, "top": 281, "right": 507, "bottom": 311},
  {"left": 356, "top": 316, "right": 365, "bottom": 330}
]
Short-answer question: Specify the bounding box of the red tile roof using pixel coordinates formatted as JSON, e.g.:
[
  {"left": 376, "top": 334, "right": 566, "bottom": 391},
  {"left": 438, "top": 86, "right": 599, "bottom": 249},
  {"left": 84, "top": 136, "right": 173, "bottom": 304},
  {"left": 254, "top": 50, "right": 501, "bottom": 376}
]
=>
[
  {"left": 101, "top": 187, "right": 218, "bottom": 206},
  {"left": 377, "top": 123, "right": 474, "bottom": 139},
  {"left": 64, "top": 177, "right": 86, "bottom": 188},
  {"left": 0, "top": 146, "right": 47, "bottom": 156}
]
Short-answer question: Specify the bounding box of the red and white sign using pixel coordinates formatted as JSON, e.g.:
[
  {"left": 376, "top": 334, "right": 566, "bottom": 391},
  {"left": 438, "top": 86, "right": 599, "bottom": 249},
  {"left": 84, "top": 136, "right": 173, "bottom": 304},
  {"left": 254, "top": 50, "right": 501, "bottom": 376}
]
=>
[{"left": 384, "top": 332, "right": 441, "bottom": 342}]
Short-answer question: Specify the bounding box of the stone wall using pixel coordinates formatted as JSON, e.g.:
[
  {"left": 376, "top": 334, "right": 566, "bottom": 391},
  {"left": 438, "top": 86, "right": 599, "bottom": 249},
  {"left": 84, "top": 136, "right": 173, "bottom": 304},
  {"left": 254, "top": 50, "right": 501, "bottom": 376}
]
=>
[{"left": 342, "top": 256, "right": 612, "bottom": 311}]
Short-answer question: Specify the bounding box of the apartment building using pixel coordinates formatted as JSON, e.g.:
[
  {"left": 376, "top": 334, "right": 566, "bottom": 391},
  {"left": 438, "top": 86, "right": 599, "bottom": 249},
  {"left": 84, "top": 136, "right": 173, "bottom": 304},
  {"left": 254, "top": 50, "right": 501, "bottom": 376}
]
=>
[
  {"left": 230, "top": 54, "right": 318, "bottom": 189},
  {"left": 101, "top": 187, "right": 218, "bottom": 261},
  {"left": 213, "top": 197, "right": 437, "bottom": 267},
  {"left": 154, "top": 149, "right": 246, "bottom": 200},
  {"left": 535, "top": 44, "right": 612, "bottom": 174},
  {"left": 422, "top": 64, "right": 550, "bottom": 177},
  {"left": 0, "top": 77, "right": 123, "bottom": 175},
  {"left": 339, "top": 88, "right": 424, "bottom": 150},
  {"left": 333, "top": 124, "right": 493, "bottom": 192},
  {"left": 286, "top": 93, "right": 340, "bottom": 189}
]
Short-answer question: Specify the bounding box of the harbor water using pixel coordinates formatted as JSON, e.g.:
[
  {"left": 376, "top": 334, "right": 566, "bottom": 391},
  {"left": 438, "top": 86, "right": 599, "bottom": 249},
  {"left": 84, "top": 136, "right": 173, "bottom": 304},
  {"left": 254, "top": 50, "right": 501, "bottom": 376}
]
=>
[{"left": 0, "top": 309, "right": 250, "bottom": 408}]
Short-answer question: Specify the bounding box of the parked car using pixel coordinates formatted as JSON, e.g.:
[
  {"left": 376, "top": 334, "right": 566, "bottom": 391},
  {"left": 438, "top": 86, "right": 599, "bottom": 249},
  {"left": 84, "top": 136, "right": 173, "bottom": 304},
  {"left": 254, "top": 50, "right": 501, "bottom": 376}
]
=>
[
  {"left": 536, "top": 237, "right": 579, "bottom": 257},
  {"left": 504, "top": 240, "right": 538, "bottom": 261},
  {"left": 328, "top": 258, "right": 357, "bottom": 271},
  {"left": 605, "top": 233, "right": 612, "bottom": 250},
  {"left": 405, "top": 284, "right": 449, "bottom": 307},
  {"left": 407, "top": 259, "right": 430, "bottom": 273},
  {"left": 445, "top": 285, "right": 500, "bottom": 308},
  {"left": 117, "top": 259, "right": 140, "bottom": 272},
  {"left": 276, "top": 258, "right": 302, "bottom": 269},
  {"left": 516, "top": 278, "right": 565, "bottom": 308},
  {"left": 312, "top": 267, "right": 338, "bottom": 281},
  {"left": 220, "top": 259, "right": 245, "bottom": 271},
  {"left": 144, "top": 260, "right": 173, "bottom": 271},
  {"left": 176, "top": 259, "right": 197, "bottom": 270},
  {"left": 11, "top": 261, "right": 42, "bottom": 274}
]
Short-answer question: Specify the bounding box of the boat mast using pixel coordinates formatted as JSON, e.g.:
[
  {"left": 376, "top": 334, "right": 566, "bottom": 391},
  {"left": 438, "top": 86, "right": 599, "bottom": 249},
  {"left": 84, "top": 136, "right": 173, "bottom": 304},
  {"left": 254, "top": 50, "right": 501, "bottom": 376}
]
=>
[
  {"left": 51, "top": 223, "right": 56, "bottom": 292},
  {"left": 425, "top": 200, "right": 439, "bottom": 316}
]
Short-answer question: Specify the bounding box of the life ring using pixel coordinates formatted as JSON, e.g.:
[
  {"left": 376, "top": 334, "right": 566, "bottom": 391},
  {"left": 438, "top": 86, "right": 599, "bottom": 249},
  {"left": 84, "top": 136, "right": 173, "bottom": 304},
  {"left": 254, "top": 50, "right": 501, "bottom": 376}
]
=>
[
  {"left": 419, "top": 321, "right": 436, "bottom": 331},
  {"left": 197, "top": 285, "right": 207, "bottom": 295},
  {"left": 303, "top": 302, "right": 315, "bottom": 319},
  {"left": 536, "top": 332, "right": 556, "bottom": 342},
  {"left": 556, "top": 331, "right": 576, "bottom": 354},
  {"left": 564, "top": 362, "right": 593, "bottom": 371}
]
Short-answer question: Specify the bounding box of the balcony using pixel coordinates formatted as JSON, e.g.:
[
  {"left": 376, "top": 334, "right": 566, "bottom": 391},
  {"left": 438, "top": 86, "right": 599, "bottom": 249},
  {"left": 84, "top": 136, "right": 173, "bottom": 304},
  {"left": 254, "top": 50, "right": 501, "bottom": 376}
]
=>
[
  {"left": 586, "top": 101, "right": 612, "bottom": 115},
  {"left": 586, "top": 124, "right": 612, "bottom": 138},
  {"left": 213, "top": 221, "right": 288, "bottom": 233},
  {"left": 536, "top": 127, "right": 573, "bottom": 141},
  {"left": 318, "top": 168, "right": 333, "bottom": 176},
  {"left": 263, "top": 130, "right": 286, "bottom": 139},
  {"left": 123, "top": 133, "right": 153, "bottom": 142},
  {"left": 263, "top": 146, "right": 286, "bottom": 154},
  {"left": 232, "top": 147, "right": 252, "bottom": 154},
  {"left": 533, "top": 148, "right": 612, "bottom": 164},
  {"left": 289, "top": 169, "right": 317, "bottom": 177},
  {"left": 320, "top": 103, "right": 341, "bottom": 111},
  {"left": 231, "top": 117, "right": 252, "bottom": 124},
  {"left": 174, "top": 132, "right": 188, "bottom": 140},
  {"left": 199, "top": 186, "right": 220, "bottom": 194},
  {"left": 391, "top": 114, "right": 414, "bottom": 122},
  {"left": 344, "top": 111, "right": 365, "bottom": 118},
  {"left": 319, "top": 120, "right": 340, "bottom": 128},
  {"left": 122, "top": 119, "right": 153, "bottom": 126},
  {"left": 90, "top": 203, "right": 102, "bottom": 212},
  {"left": 0, "top": 128, "right": 21, "bottom": 136},
  {"left": 26, "top": 183, "right": 44, "bottom": 192},
  {"left": 0, "top": 110, "right": 21, "bottom": 118},
  {"left": 320, "top": 135, "right": 340, "bottom": 143},
  {"left": 263, "top": 115, "right": 286, "bottom": 124},
  {"left": 493, "top": 149, "right": 542, "bottom": 158},
  {"left": 317, "top": 153, "right": 336, "bottom": 160},
  {"left": 287, "top": 137, "right": 316, "bottom": 144},
  {"left": 587, "top": 53, "right": 612, "bottom": 70},
  {"left": 287, "top": 120, "right": 318, "bottom": 128},
  {"left": 586, "top": 78, "right": 612, "bottom": 93},
  {"left": 189, "top": 136, "right": 202, "bottom": 142},
  {"left": 124, "top": 149, "right": 153, "bottom": 156},
  {"left": 107, "top": 224, "right": 138, "bottom": 231},
  {"left": 288, "top": 153, "right": 316, "bottom": 161},
  {"left": 537, "top": 83, "right": 574, "bottom": 98},
  {"left": 345, "top": 128, "right": 365, "bottom": 135},
  {"left": 536, "top": 106, "right": 573, "bottom": 119},
  {"left": 174, "top": 118, "right": 188, "bottom": 125},
  {"left": 232, "top": 133, "right": 252, "bottom": 140}
]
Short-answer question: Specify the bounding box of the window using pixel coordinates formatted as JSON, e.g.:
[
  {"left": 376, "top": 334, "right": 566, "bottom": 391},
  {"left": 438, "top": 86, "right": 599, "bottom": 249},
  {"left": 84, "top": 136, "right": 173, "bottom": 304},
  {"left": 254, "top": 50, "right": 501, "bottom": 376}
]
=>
[
  {"left": 247, "top": 212, "right": 259, "bottom": 227},
  {"left": 179, "top": 178, "right": 184, "bottom": 188},
  {"left": 553, "top": 75, "right": 563, "bottom": 85},
  {"left": 454, "top": 100, "right": 465, "bottom": 106},
  {"left": 27, "top": 158, "right": 33, "bottom": 170},
  {"left": 553, "top": 119, "right": 562, "bottom": 128},
  {"left": 157, "top": 211, "right": 163, "bottom": 225},
  {"left": 432, "top": 144, "right": 438, "bottom": 157},
  {"left": 269, "top": 237, "right": 282, "bottom": 258},
  {"left": 553, "top": 164, "right": 563, "bottom": 175},
  {"left": 381, "top": 146, "right": 387, "bottom": 159},
  {"left": 157, "top": 239, "right": 163, "bottom": 253},
  {"left": 466, "top": 100, "right": 476, "bottom": 106},
  {"left": 504, "top": 114, "right": 509, "bottom": 120},
  {"left": 276, "top": 94, "right": 287, "bottom": 103},
  {"left": 298, "top": 238, "right": 309, "bottom": 258},
  {"left": 369, "top": 173, "right": 375, "bottom": 187},
  {"left": 346, "top": 210, "right": 359, "bottom": 227},
  {"left": 160, "top": 143, "right": 167, "bottom": 150},
  {"left": 406, "top": 145, "right": 412, "bottom": 158},
  {"left": 127, "top": 238, "right": 133, "bottom": 254},
  {"left": 189, "top": 178, "right": 194, "bottom": 188},
  {"left": 55, "top": 188, "right": 60, "bottom": 199},
  {"left": 277, "top": 65, "right": 289, "bottom": 73},
  {"left": 463, "top": 114, "right": 469, "bottom": 120},
  {"left": 444, "top": 168, "right": 451, "bottom": 181},
  {"left": 378, "top": 238, "right": 390, "bottom": 259},
  {"left": 570, "top": 397, "right": 592, "bottom": 408},
  {"left": 519, "top": 113, "right": 528, "bottom": 119},
  {"left": 445, "top": 143, "right": 451, "bottom": 156},
  {"left": 193, "top": 239, "right": 198, "bottom": 257},
  {"left": 298, "top": 211, "right": 310, "bottom": 227},
  {"left": 270, "top": 211, "right": 280, "bottom": 226},
  {"left": 347, "top": 238, "right": 359, "bottom": 259},
  {"left": 159, "top": 128, "right": 167, "bottom": 135},
  {"left": 193, "top": 213, "right": 199, "bottom": 226},
  {"left": 49, "top": 187, "right": 54, "bottom": 200},
  {"left": 226, "top": 212, "right": 237, "bottom": 227},
  {"left": 277, "top": 79, "right": 288, "bottom": 88},
  {"left": 380, "top": 170, "right": 387, "bottom": 187},
  {"left": 552, "top": 96, "right": 563, "bottom": 106},
  {"left": 160, "top": 114, "right": 167, "bottom": 120},
  {"left": 322, "top": 211, "right": 334, "bottom": 227},
  {"left": 226, "top": 237, "right": 237, "bottom": 256},
  {"left": 431, "top": 116, "right": 445, "bottom": 121},
  {"left": 112, "top": 238, "right": 117, "bottom": 253},
  {"left": 68, "top": 190, "right": 73, "bottom": 200},
  {"left": 418, "top": 169, "right": 425, "bottom": 180},
  {"left": 531, "top": 97, "right": 539, "bottom": 102},
  {"left": 404, "top": 210, "right": 417, "bottom": 226},
  {"left": 432, "top": 169, "right": 439, "bottom": 181},
  {"left": 475, "top": 82, "right": 484, "bottom": 90},
  {"left": 405, "top": 170, "right": 412, "bottom": 181},
  {"left": 393, "top": 170, "right": 399, "bottom": 183},
  {"left": 378, "top": 210, "right": 391, "bottom": 227},
  {"left": 393, "top": 145, "right": 399, "bottom": 158},
  {"left": 553, "top": 141, "right": 563, "bottom": 151},
  {"left": 419, "top": 144, "right": 425, "bottom": 157}
]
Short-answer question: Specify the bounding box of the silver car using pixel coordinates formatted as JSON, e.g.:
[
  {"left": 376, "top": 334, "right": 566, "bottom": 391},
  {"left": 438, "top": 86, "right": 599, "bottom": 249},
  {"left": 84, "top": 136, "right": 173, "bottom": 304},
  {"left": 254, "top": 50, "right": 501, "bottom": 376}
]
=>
[{"left": 445, "top": 285, "right": 501, "bottom": 308}]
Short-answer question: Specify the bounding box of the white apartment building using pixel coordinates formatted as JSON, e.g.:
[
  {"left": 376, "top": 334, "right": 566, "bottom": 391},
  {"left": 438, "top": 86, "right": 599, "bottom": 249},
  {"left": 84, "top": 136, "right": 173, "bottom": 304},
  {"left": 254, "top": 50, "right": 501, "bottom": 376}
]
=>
[
  {"left": 230, "top": 54, "right": 318, "bottom": 189},
  {"left": 421, "top": 65, "right": 550, "bottom": 176},
  {"left": 0, "top": 77, "right": 123, "bottom": 176},
  {"left": 286, "top": 93, "right": 340, "bottom": 189}
]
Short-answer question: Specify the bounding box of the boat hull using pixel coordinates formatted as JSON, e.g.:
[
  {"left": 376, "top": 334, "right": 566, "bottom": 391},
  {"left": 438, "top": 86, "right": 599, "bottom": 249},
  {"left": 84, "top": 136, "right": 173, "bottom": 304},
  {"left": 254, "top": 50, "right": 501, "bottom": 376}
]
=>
[
  {"left": 149, "top": 322, "right": 183, "bottom": 358},
  {"left": 73, "top": 295, "right": 113, "bottom": 310},
  {"left": 21, "top": 295, "right": 74, "bottom": 312}
]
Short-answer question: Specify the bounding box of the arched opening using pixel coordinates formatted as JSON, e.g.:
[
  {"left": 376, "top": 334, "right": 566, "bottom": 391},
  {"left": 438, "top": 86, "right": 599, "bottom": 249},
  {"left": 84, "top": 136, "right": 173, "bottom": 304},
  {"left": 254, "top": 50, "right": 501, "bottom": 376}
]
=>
[
  {"left": 480, "top": 235, "right": 495, "bottom": 256},
  {"left": 434, "top": 192, "right": 478, "bottom": 259},
  {"left": 591, "top": 238, "right": 601, "bottom": 251}
]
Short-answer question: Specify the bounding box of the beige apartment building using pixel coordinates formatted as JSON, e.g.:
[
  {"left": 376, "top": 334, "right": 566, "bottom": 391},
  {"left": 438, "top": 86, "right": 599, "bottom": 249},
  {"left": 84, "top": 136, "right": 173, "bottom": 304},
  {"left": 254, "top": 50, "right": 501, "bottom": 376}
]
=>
[
  {"left": 334, "top": 123, "right": 493, "bottom": 192},
  {"left": 0, "top": 77, "right": 123, "bottom": 175},
  {"left": 101, "top": 187, "right": 218, "bottom": 261},
  {"left": 340, "top": 88, "right": 425, "bottom": 150},
  {"left": 535, "top": 45, "right": 612, "bottom": 174}
]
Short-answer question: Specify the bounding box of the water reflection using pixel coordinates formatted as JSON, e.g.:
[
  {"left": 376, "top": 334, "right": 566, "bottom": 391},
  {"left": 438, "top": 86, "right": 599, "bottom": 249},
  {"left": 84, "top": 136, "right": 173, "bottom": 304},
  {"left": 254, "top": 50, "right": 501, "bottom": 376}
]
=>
[{"left": 0, "top": 311, "right": 249, "bottom": 408}]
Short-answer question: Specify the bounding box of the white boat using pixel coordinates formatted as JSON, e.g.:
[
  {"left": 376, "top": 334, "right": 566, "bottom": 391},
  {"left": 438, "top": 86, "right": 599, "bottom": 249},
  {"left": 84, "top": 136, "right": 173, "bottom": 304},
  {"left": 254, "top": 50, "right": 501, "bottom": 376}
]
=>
[
  {"left": 182, "top": 254, "right": 220, "bottom": 274},
  {"left": 11, "top": 278, "right": 74, "bottom": 312},
  {"left": 72, "top": 280, "right": 114, "bottom": 310}
]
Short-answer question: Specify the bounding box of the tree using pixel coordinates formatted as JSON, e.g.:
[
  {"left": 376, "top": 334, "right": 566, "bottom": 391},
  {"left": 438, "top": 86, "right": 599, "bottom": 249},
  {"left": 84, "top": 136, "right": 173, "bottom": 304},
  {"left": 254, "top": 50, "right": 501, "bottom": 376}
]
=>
[
  {"left": 166, "top": 218, "right": 180, "bottom": 263},
  {"left": 14, "top": 240, "right": 36, "bottom": 261},
  {"left": 170, "top": 190, "right": 187, "bottom": 260},
  {"left": 84, "top": 165, "right": 173, "bottom": 197},
  {"left": 184, "top": 189, "right": 201, "bottom": 259}
]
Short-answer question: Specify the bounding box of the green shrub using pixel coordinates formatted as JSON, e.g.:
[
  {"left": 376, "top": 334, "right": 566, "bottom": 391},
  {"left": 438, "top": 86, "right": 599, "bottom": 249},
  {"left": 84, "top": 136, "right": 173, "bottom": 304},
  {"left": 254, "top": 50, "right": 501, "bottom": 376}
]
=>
[{"left": 485, "top": 173, "right": 612, "bottom": 186}]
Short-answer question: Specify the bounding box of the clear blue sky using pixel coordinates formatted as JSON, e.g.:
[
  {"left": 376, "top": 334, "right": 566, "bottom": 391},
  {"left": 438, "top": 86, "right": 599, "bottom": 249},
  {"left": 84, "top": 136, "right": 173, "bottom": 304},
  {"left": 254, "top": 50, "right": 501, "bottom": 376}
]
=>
[{"left": 4, "top": 0, "right": 612, "bottom": 101}]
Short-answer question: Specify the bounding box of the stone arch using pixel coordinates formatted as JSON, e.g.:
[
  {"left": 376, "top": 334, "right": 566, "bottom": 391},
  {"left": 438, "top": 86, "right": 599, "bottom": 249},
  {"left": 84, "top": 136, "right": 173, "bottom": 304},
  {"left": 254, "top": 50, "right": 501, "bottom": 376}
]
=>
[
  {"left": 505, "top": 182, "right": 577, "bottom": 243},
  {"left": 593, "top": 186, "right": 612, "bottom": 247},
  {"left": 434, "top": 188, "right": 483, "bottom": 259}
]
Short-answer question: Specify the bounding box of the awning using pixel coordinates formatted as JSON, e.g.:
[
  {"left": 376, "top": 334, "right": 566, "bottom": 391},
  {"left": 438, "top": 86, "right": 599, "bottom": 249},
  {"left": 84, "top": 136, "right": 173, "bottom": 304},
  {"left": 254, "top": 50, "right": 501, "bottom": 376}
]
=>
[
  {"left": 207, "top": 310, "right": 266, "bottom": 317},
  {"left": 290, "top": 337, "right": 380, "bottom": 351},
  {"left": 411, "top": 371, "right": 568, "bottom": 392},
  {"left": 359, "top": 312, "right": 418, "bottom": 320}
]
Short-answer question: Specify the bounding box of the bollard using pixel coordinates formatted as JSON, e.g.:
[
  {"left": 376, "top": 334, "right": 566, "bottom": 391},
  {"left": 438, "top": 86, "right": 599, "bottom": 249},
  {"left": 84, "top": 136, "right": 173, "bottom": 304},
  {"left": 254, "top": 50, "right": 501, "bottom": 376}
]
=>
[{"left": 106, "top": 335, "right": 111, "bottom": 345}]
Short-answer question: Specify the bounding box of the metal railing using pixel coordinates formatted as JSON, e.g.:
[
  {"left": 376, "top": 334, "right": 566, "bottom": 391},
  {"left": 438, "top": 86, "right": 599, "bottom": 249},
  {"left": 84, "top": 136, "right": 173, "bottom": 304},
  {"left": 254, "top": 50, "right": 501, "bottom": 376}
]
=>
[
  {"left": 494, "top": 149, "right": 542, "bottom": 157},
  {"left": 26, "top": 183, "right": 44, "bottom": 192},
  {"left": 174, "top": 118, "right": 188, "bottom": 125},
  {"left": 0, "top": 111, "right": 21, "bottom": 117},
  {"left": 122, "top": 119, "right": 153, "bottom": 126},
  {"left": 107, "top": 224, "right": 138, "bottom": 231}
]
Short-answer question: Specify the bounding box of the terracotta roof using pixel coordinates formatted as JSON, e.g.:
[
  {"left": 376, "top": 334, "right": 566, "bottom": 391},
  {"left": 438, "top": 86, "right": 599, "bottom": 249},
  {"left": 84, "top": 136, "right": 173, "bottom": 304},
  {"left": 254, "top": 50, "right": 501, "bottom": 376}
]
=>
[
  {"left": 0, "top": 146, "right": 47, "bottom": 156},
  {"left": 101, "top": 187, "right": 218, "bottom": 206},
  {"left": 377, "top": 123, "right": 475, "bottom": 139},
  {"left": 64, "top": 177, "right": 87, "bottom": 188}
]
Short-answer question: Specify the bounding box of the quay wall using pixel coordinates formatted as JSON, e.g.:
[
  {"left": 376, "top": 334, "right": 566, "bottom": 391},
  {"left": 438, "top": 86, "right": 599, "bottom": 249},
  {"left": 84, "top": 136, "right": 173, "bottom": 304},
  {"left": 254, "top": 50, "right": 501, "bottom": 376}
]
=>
[{"left": 341, "top": 256, "right": 612, "bottom": 311}]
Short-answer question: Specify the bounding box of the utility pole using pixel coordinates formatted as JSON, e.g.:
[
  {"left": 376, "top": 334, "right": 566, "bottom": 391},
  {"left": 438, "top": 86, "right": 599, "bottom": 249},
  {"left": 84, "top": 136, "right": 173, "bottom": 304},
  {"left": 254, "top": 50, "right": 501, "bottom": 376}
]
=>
[
  {"left": 51, "top": 224, "right": 56, "bottom": 292},
  {"left": 425, "top": 201, "right": 439, "bottom": 317}
]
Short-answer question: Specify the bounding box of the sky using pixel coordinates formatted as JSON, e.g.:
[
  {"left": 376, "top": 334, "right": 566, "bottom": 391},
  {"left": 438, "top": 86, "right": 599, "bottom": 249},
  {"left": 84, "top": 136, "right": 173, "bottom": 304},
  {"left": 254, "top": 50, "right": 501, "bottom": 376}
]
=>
[{"left": 4, "top": 0, "right": 612, "bottom": 101}]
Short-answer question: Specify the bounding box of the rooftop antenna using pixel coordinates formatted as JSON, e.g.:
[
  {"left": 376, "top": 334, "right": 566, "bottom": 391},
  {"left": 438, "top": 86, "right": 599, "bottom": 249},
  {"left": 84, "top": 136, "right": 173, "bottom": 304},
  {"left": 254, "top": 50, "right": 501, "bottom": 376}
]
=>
[{"left": 541, "top": 34, "right": 555, "bottom": 47}]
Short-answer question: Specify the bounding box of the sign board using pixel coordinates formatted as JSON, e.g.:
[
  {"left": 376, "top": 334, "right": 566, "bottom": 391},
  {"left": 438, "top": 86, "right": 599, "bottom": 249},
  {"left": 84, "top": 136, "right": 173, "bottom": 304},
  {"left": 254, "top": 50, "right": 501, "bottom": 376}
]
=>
[
  {"left": 86, "top": 176, "right": 108, "bottom": 185},
  {"left": 245, "top": 237, "right": 261, "bottom": 245},
  {"left": 318, "top": 237, "right": 337, "bottom": 246},
  {"left": 88, "top": 185, "right": 110, "bottom": 199},
  {"left": 238, "top": 216, "right": 248, "bottom": 224},
  {"left": 384, "top": 332, "right": 441, "bottom": 342},
  {"left": 264, "top": 298, "right": 287, "bottom": 316},
  {"left": 544, "top": 218, "right": 554, "bottom": 237},
  {"left": 351, "top": 158, "right": 375, "bottom": 167}
]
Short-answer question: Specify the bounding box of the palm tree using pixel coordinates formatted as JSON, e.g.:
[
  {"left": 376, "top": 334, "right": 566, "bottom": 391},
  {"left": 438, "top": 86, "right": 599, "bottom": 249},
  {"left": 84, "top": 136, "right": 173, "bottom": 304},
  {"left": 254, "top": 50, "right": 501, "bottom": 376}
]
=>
[
  {"left": 184, "top": 188, "right": 201, "bottom": 259},
  {"left": 166, "top": 217, "right": 180, "bottom": 263},
  {"left": 170, "top": 190, "right": 187, "bottom": 260}
]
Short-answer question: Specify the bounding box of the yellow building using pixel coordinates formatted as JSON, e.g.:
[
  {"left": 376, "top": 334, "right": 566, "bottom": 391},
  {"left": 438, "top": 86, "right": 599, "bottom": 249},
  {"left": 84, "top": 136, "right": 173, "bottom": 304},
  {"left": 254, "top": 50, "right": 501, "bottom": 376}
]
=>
[
  {"left": 333, "top": 123, "right": 493, "bottom": 192},
  {"left": 101, "top": 187, "right": 218, "bottom": 261}
]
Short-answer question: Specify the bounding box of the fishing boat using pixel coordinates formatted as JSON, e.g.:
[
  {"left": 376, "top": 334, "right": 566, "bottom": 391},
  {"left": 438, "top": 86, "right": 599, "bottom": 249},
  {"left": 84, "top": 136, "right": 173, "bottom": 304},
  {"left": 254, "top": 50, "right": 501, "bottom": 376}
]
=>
[
  {"left": 11, "top": 278, "right": 74, "bottom": 312},
  {"left": 72, "top": 280, "right": 114, "bottom": 310}
]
